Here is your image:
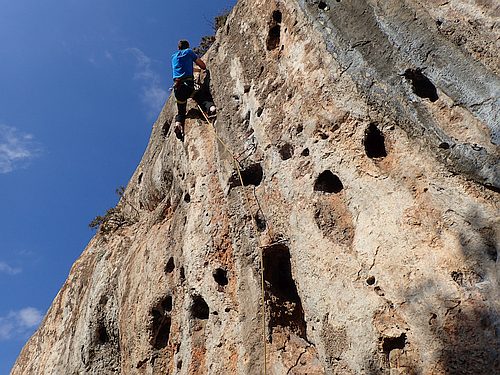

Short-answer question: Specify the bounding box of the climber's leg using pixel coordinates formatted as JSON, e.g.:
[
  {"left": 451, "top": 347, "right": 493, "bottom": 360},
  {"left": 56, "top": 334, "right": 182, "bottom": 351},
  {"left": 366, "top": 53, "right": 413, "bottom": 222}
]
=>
[
  {"left": 173, "top": 79, "right": 195, "bottom": 141},
  {"left": 193, "top": 89, "right": 216, "bottom": 117},
  {"left": 174, "top": 80, "right": 195, "bottom": 123}
]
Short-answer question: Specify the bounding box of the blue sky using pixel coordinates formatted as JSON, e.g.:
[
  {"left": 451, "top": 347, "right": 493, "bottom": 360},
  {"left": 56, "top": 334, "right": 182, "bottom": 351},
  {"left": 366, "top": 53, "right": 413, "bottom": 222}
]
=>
[{"left": 0, "top": 0, "right": 236, "bottom": 371}]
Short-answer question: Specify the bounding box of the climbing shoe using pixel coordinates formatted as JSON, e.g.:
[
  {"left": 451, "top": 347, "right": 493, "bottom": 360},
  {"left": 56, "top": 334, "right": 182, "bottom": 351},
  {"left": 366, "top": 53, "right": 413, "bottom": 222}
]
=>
[
  {"left": 206, "top": 105, "right": 217, "bottom": 121},
  {"left": 174, "top": 121, "right": 184, "bottom": 142}
]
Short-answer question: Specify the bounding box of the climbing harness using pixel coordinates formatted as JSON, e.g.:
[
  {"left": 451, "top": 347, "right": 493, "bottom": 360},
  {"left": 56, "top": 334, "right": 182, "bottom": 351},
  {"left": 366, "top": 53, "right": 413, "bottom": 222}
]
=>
[
  {"left": 197, "top": 105, "right": 269, "bottom": 375},
  {"left": 169, "top": 75, "right": 195, "bottom": 92}
]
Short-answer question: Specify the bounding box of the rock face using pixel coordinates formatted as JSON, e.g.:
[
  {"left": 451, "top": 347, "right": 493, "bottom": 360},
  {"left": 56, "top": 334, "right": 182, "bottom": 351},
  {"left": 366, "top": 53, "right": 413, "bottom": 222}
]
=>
[{"left": 12, "top": 0, "right": 499, "bottom": 374}]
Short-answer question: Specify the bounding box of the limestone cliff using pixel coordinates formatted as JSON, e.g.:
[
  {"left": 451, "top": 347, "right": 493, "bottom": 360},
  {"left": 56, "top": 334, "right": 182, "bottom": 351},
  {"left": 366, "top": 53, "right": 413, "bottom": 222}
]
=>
[{"left": 12, "top": 0, "right": 499, "bottom": 374}]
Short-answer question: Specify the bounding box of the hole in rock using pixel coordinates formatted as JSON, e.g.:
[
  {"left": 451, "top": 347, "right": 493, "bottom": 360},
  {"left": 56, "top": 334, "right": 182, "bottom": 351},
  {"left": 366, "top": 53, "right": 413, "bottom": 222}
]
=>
[
  {"left": 279, "top": 143, "right": 294, "bottom": 160},
  {"left": 152, "top": 315, "right": 171, "bottom": 350},
  {"left": 186, "top": 107, "right": 206, "bottom": 120},
  {"left": 451, "top": 271, "right": 463, "bottom": 285},
  {"left": 314, "top": 170, "right": 343, "bottom": 193},
  {"left": 150, "top": 296, "right": 172, "bottom": 349},
  {"left": 301, "top": 148, "right": 310, "bottom": 157},
  {"left": 366, "top": 276, "right": 376, "bottom": 285},
  {"left": 191, "top": 295, "right": 209, "bottom": 320},
  {"left": 136, "top": 358, "right": 148, "bottom": 369},
  {"left": 254, "top": 211, "right": 267, "bottom": 232},
  {"left": 263, "top": 244, "right": 307, "bottom": 340},
  {"left": 228, "top": 163, "right": 263, "bottom": 188},
  {"left": 96, "top": 322, "right": 109, "bottom": 344},
  {"left": 177, "top": 360, "right": 182, "bottom": 369},
  {"left": 184, "top": 193, "right": 191, "bottom": 203},
  {"left": 486, "top": 247, "right": 497, "bottom": 262},
  {"left": 438, "top": 142, "right": 450, "bottom": 150},
  {"left": 256, "top": 107, "right": 264, "bottom": 117},
  {"left": 429, "top": 313, "right": 437, "bottom": 325},
  {"left": 162, "top": 295, "right": 173, "bottom": 312},
  {"left": 272, "top": 10, "right": 282, "bottom": 23},
  {"left": 138, "top": 173, "right": 143, "bottom": 185},
  {"left": 296, "top": 124, "right": 304, "bottom": 134},
  {"left": 318, "top": 1, "right": 328, "bottom": 10},
  {"left": 213, "top": 268, "right": 229, "bottom": 286},
  {"left": 382, "top": 333, "right": 406, "bottom": 356},
  {"left": 244, "top": 85, "right": 251, "bottom": 93},
  {"left": 364, "top": 123, "right": 387, "bottom": 158},
  {"left": 403, "top": 68, "right": 439, "bottom": 102},
  {"left": 165, "top": 257, "right": 175, "bottom": 274},
  {"left": 318, "top": 131, "right": 329, "bottom": 140},
  {"left": 267, "top": 25, "right": 281, "bottom": 51},
  {"left": 180, "top": 267, "right": 185, "bottom": 282}
]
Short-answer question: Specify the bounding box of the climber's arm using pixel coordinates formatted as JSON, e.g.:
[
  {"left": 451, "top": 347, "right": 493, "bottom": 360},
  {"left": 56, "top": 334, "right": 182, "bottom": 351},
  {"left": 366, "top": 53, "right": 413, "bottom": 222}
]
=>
[{"left": 195, "top": 58, "right": 206, "bottom": 70}]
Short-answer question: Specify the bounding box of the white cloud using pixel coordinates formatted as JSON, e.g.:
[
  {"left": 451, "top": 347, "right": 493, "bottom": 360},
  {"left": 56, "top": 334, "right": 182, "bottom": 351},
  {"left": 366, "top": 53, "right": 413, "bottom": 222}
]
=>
[
  {"left": 0, "top": 261, "right": 21, "bottom": 275},
  {"left": 0, "top": 307, "right": 43, "bottom": 341},
  {"left": 88, "top": 51, "right": 114, "bottom": 66},
  {"left": 0, "top": 320, "right": 14, "bottom": 340},
  {"left": 142, "top": 86, "right": 168, "bottom": 115},
  {"left": 0, "top": 125, "right": 40, "bottom": 174},
  {"left": 18, "top": 307, "right": 43, "bottom": 327},
  {"left": 127, "top": 47, "right": 167, "bottom": 117}
]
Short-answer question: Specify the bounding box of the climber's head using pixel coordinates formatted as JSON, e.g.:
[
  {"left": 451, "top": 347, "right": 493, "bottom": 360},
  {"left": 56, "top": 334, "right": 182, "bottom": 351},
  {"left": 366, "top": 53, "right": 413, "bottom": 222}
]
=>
[{"left": 178, "top": 40, "right": 190, "bottom": 50}]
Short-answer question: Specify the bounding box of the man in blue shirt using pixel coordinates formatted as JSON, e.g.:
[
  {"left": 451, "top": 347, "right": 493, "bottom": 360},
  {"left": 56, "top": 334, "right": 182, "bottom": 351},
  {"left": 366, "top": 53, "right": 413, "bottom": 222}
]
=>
[{"left": 172, "top": 40, "right": 215, "bottom": 141}]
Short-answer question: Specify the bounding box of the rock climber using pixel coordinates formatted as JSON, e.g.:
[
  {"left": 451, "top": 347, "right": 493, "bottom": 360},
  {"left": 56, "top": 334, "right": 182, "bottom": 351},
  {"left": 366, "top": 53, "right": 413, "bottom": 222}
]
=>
[{"left": 171, "top": 39, "right": 216, "bottom": 141}]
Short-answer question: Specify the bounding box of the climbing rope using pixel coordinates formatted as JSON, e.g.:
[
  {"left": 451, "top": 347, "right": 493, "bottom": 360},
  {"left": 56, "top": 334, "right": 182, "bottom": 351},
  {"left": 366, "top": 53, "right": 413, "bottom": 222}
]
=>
[{"left": 197, "top": 105, "right": 268, "bottom": 375}]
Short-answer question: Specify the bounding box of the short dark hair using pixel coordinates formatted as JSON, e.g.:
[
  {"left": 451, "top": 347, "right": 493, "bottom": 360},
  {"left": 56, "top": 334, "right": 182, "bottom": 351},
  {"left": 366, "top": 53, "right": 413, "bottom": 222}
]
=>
[{"left": 178, "top": 40, "right": 190, "bottom": 50}]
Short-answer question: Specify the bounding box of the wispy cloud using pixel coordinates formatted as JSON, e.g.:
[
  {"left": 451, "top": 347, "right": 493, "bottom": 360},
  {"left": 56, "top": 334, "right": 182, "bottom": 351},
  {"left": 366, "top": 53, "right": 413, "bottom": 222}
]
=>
[
  {"left": 0, "top": 307, "right": 43, "bottom": 341},
  {"left": 127, "top": 47, "right": 167, "bottom": 117},
  {"left": 0, "top": 261, "right": 21, "bottom": 275},
  {"left": 0, "top": 125, "right": 40, "bottom": 174},
  {"left": 87, "top": 51, "right": 113, "bottom": 66}
]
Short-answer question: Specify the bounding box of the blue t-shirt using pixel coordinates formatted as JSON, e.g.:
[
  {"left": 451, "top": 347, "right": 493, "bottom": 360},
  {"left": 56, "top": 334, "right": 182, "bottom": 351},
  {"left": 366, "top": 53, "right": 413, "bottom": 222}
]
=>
[{"left": 171, "top": 48, "right": 198, "bottom": 79}]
